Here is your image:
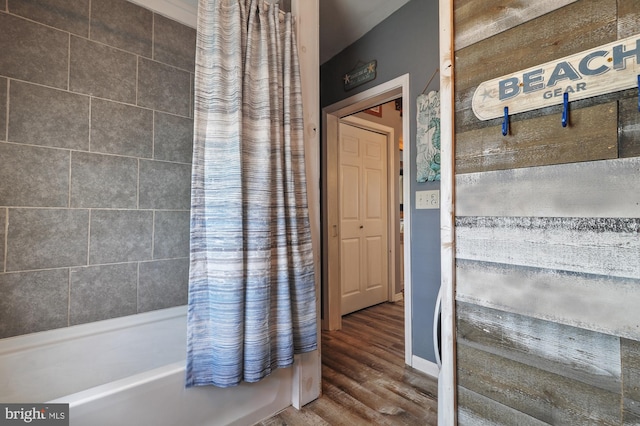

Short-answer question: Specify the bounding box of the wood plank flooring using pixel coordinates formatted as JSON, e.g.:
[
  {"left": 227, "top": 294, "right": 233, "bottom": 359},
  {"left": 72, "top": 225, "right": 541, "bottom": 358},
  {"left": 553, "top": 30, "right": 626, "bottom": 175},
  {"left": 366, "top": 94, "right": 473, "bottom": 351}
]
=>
[{"left": 256, "top": 301, "right": 438, "bottom": 425}]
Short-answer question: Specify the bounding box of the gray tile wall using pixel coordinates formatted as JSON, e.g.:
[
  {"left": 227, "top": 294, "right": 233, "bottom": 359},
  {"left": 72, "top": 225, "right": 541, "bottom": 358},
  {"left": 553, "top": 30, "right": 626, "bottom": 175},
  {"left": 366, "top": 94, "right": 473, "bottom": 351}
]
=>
[
  {"left": 138, "top": 58, "right": 191, "bottom": 116},
  {"left": 9, "top": 81, "right": 90, "bottom": 150},
  {"left": 70, "top": 36, "right": 138, "bottom": 103},
  {"left": 0, "top": 1, "right": 195, "bottom": 338},
  {"left": 0, "top": 209, "right": 5, "bottom": 270},
  {"left": 0, "top": 78, "right": 6, "bottom": 140},
  {"left": 0, "top": 270, "right": 70, "bottom": 337},
  {"left": 7, "top": 0, "right": 90, "bottom": 37},
  {"left": 0, "top": 143, "right": 70, "bottom": 207},
  {"left": 0, "top": 13, "right": 69, "bottom": 89},
  {"left": 139, "top": 259, "right": 189, "bottom": 312}
]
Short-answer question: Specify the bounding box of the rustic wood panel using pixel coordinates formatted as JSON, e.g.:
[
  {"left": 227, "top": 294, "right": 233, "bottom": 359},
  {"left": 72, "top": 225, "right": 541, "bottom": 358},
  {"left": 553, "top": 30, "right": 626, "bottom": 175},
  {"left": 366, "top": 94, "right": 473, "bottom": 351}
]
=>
[
  {"left": 620, "top": 96, "right": 640, "bottom": 158},
  {"left": 454, "top": 84, "right": 487, "bottom": 133},
  {"left": 457, "top": 301, "right": 621, "bottom": 393},
  {"left": 622, "top": 338, "right": 640, "bottom": 424},
  {"left": 455, "top": 260, "right": 640, "bottom": 342},
  {"left": 456, "top": 156, "right": 640, "bottom": 218},
  {"left": 457, "top": 343, "right": 622, "bottom": 425},
  {"left": 456, "top": 216, "right": 640, "bottom": 279},
  {"left": 618, "top": 0, "right": 640, "bottom": 38},
  {"left": 451, "top": 1, "right": 639, "bottom": 424},
  {"left": 455, "top": 101, "right": 618, "bottom": 174},
  {"left": 257, "top": 302, "right": 438, "bottom": 425},
  {"left": 622, "top": 338, "right": 640, "bottom": 401},
  {"left": 457, "top": 386, "right": 548, "bottom": 426},
  {"left": 454, "top": 0, "right": 578, "bottom": 51},
  {"left": 624, "top": 398, "right": 640, "bottom": 425},
  {"left": 454, "top": 0, "right": 617, "bottom": 91}
]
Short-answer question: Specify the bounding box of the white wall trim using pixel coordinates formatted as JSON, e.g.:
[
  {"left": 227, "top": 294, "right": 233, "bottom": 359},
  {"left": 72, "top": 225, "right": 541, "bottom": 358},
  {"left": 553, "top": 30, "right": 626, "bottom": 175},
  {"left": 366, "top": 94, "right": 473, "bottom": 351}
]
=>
[
  {"left": 128, "top": 0, "right": 197, "bottom": 28},
  {"left": 411, "top": 355, "right": 440, "bottom": 379}
]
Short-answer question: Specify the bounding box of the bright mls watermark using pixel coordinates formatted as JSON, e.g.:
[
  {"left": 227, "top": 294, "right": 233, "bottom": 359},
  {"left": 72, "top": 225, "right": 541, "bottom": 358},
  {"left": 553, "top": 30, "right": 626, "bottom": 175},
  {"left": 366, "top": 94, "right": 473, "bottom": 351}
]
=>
[{"left": 1, "top": 404, "right": 68, "bottom": 426}]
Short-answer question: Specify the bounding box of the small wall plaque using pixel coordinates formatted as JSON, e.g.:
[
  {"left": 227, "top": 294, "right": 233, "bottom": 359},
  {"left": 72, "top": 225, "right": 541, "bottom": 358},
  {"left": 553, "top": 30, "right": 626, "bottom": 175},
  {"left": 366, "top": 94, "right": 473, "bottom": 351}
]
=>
[{"left": 343, "top": 60, "right": 377, "bottom": 91}]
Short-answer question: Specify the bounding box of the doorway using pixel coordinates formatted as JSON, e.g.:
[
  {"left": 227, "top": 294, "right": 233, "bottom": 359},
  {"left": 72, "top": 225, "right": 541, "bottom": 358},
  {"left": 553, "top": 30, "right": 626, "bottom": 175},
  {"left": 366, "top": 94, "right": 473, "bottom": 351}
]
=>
[{"left": 322, "top": 74, "right": 412, "bottom": 365}]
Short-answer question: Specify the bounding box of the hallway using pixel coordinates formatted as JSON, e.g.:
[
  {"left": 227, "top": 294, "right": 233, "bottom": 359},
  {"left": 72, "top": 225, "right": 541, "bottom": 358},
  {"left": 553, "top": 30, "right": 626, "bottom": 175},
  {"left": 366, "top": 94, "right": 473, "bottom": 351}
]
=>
[{"left": 257, "top": 301, "right": 438, "bottom": 425}]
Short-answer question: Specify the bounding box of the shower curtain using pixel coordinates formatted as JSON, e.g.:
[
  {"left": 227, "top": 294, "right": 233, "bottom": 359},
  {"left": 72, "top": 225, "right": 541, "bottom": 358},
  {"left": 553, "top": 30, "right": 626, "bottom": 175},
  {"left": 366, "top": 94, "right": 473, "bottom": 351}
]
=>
[{"left": 186, "top": 0, "right": 317, "bottom": 388}]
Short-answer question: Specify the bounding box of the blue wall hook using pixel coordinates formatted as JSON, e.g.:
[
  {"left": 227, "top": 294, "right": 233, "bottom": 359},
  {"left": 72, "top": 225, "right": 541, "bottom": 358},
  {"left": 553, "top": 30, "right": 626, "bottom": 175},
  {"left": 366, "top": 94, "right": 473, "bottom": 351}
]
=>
[
  {"left": 562, "top": 92, "right": 569, "bottom": 127},
  {"left": 502, "top": 106, "right": 509, "bottom": 136}
]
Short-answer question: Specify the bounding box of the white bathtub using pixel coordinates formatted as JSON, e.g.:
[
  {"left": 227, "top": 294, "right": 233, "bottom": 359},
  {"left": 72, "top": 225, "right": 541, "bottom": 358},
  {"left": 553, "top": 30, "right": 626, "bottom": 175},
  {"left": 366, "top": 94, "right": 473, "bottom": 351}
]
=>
[{"left": 0, "top": 306, "right": 293, "bottom": 426}]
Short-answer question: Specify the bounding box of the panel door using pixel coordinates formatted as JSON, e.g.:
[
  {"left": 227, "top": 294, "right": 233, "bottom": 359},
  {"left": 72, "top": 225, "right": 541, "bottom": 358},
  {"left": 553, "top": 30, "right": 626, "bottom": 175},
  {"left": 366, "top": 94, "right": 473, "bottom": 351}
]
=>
[{"left": 339, "top": 122, "right": 388, "bottom": 315}]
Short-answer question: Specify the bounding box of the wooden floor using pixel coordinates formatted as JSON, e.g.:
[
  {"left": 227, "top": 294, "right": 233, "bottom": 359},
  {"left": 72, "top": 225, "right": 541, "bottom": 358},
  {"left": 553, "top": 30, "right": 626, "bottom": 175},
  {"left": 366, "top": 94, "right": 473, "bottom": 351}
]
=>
[{"left": 256, "top": 301, "right": 438, "bottom": 425}]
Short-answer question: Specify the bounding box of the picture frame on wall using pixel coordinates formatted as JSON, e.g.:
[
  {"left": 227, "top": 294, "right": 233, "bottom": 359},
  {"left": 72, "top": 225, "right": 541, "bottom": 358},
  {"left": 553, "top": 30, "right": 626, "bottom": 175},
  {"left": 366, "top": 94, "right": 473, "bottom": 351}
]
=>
[{"left": 364, "top": 105, "right": 382, "bottom": 117}]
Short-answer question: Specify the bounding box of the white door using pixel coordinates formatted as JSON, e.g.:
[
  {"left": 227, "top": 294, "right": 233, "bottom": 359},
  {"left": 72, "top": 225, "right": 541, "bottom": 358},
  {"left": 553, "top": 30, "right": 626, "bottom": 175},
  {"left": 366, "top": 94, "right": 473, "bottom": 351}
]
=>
[{"left": 339, "top": 122, "right": 389, "bottom": 315}]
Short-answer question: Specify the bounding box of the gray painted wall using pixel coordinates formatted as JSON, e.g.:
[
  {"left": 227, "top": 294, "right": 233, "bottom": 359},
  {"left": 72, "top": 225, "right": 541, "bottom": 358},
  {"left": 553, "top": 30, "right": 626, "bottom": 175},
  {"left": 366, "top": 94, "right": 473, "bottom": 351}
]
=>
[{"left": 320, "top": 0, "right": 441, "bottom": 363}]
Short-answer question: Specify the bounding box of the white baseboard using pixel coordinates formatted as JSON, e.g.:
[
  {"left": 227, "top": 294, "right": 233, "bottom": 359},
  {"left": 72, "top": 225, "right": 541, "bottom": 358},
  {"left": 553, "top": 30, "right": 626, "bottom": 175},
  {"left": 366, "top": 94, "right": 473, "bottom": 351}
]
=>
[
  {"left": 393, "top": 292, "right": 404, "bottom": 302},
  {"left": 411, "top": 355, "right": 440, "bottom": 379}
]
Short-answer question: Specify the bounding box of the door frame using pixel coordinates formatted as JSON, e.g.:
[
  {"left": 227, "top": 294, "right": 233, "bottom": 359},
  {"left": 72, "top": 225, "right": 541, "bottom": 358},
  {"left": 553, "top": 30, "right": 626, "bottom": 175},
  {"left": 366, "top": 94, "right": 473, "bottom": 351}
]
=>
[
  {"left": 339, "top": 115, "right": 396, "bottom": 311},
  {"left": 322, "top": 74, "right": 412, "bottom": 365},
  {"left": 438, "top": 0, "right": 456, "bottom": 423},
  {"left": 291, "top": 0, "right": 321, "bottom": 409}
]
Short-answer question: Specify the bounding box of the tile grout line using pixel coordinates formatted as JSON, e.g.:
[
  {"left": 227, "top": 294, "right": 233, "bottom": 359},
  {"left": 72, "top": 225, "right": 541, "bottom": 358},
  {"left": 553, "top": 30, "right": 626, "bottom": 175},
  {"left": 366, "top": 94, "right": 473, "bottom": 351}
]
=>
[
  {"left": 137, "top": 159, "right": 140, "bottom": 209},
  {"left": 67, "top": 134, "right": 73, "bottom": 209},
  {"left": 68, "top": 151, "right": 72, "bottom": 208},
  {"left": 0, "top": 259, "right": 180, "bottom": 276},
  {"left": 67, "top": 32, "right": 71, "bottom": 91},
  {"left": 151, "top": 210, "right": 155, "bottom": 260},
  {"left": 136, "top": 262, "right": 140, "bottom": 313},
  {"left": 0, "top": 205, "right": 188, "bottom": 212},
  {"left": 135, "top": 56, "right": 139, "bottom": 108},
  {"left": 3, "top": 208, "right": 8, "bottom": 273},
  {"left": 0, "top": 139, "right": 191, "bottom": 165},
  {"left": 67, "top": 268, "right": 72, "bottom": 326},
  {"left": 151, "top": 13, "right": 155, "bottom": 61},
  {"left": 152, "top": 111, "right": 155, "bottom": 159},
  {"left": 87, "top": 209, "right": 92, "bottom": 266},
  {"left": 88, "top": 97, "right": 92, "bottom": 152},
  {"left": 5, "top": 78, "right": 8, "bottom": 142},
  {"left": 87, "top": 0, "right": 92, "bottom": 40}
]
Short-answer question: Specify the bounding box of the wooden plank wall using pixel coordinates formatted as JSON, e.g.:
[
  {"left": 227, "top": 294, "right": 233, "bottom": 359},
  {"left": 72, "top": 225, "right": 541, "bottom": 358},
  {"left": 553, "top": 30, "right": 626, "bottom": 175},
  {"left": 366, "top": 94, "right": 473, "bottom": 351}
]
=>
[{"left": 453, "top": 0, "right": 640, "bottom": 424}]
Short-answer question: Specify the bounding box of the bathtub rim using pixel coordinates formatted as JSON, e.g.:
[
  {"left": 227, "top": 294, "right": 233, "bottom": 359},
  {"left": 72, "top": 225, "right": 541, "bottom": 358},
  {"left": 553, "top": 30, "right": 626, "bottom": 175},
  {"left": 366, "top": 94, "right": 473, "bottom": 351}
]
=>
[
  {"left": 0, "top": 305, "right": 188, "bottom": 357},
  {"left": 48, "top": 361, "right": 185, "bottom": 407}
]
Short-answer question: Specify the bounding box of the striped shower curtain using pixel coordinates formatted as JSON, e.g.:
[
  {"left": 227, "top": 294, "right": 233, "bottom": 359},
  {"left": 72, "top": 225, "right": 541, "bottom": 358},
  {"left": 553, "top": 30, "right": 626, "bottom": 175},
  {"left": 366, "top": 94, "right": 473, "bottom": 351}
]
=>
[{"left": 186, "top": 0, "right": 317, "bottom": 388}]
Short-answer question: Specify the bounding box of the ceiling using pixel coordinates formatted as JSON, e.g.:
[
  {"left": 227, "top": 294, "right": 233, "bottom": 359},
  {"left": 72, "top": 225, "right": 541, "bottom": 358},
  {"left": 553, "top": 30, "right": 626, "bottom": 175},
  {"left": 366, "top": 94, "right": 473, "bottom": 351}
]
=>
[
  {"left": 139, "top": 0, "right": 410, "bottom": 65},
  {"left": 319, "top": 0, "right": 410, "bottom": 64}
]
